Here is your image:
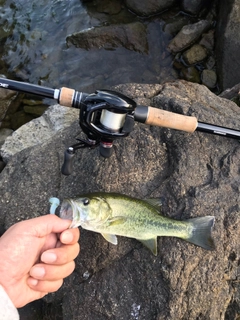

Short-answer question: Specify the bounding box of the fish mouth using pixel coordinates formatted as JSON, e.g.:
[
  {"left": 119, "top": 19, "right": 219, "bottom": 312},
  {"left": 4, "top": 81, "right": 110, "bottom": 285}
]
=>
[{"left": 60, "top": 200, "right": 74, "bottom": 220}]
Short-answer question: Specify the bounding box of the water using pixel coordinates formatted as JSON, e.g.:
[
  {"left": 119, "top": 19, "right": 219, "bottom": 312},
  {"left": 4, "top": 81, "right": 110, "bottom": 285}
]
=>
[{"left": 0, "top": 0, "right": 176, "bottom": 94}]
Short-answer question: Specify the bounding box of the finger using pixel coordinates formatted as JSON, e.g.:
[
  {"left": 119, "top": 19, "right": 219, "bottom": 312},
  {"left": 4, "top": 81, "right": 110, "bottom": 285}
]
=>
[
  {"left": 30, "top": 261, "right": 75, "bottom": 281},
  {"left": 27, "top": 277, "right": 63, "bottom": 293},
  {"left": 41, "top": 242, "right": 80, "bottom": 264},
  {"left": 60, "top": 228, "right": 80, "bottom": 245},
  {"left": 26, "top": 215, "right": 72, "bottom": 237}
]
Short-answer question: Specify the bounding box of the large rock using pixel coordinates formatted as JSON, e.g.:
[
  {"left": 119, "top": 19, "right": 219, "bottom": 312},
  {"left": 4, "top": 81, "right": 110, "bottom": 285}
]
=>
[
  {"left": 67, "top": 22, "right": 148, "bottom": 54},
  {"left": 216, "top": 1, "right": 240, "bottom": 90},
  {"left": 0, "top": 81, "right": 240, "bottom": 319},
  {"left": 0, "top": 105, "right": 79, "bottom": 162},
  {"left": 124, "top": 0, "right": 176, "bottom": 17}
]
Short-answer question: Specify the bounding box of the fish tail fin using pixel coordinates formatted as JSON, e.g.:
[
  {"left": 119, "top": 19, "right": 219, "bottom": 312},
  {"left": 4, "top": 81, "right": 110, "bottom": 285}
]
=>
[{"left": 185, "top": 216, "right": 215, "bottom": 250}]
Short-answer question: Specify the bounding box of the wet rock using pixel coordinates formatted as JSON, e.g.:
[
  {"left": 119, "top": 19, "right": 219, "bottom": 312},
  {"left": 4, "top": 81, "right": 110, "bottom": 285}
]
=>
[
  {"left": 0, "top": 87, "right": 17, "bottom": 125},
  {"left": 96, "top": 0, "right": 122, "bottom": 14},
  {"left": 181, "top": 0, "right": 208, "bottom": 16},
  {"left": 205, "top": 55, "right": 216, "bottom": 70},
  {"left": 182, "top": 44, "right": 208, "bottom": 65},
  {"left": 216, "top": 1, "right": 240, "bottom": 90},
  {"left": 0, "top": 105, "right": 79, "bottom": 162},
  {"left": 22, "top": 99, "right": 44, "bottom": 106},
  {"left": 163, "top": 15, "right": 190, "bottom": 35},
  {"left": 67, "top": 22, "right": 148, "bottom": 54},
  {"left": 168, "top": 20, "right": 211, "bottom": 53},
  {"left": 180, "top": 66, "right": 200, "bottom": 83},
  {"left": 199, "top": 29, "right": 215, "bottom": 50},
  {"left": 124, "top": 0, "right": 176, "bottom": 17},
  {"left": 0, "top": 128, "right": 13, "bottom": 148},
  {"left": 10, "top": 110, "right": 34, "bottom": 130},
  {"left": 23, "top": 105, "right": 48, "bottom": 116},
  {"left": 201, "top": 69, "right": 217, "bottom": 89},
  {"left": 1, "top": 80, "right": 240, "bottom": 319}
]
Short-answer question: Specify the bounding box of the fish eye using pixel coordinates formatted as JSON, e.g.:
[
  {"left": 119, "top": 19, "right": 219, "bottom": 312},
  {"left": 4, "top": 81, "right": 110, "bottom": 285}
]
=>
[{"left": 83, "top": 198, "right": 90, "bottom": 206}]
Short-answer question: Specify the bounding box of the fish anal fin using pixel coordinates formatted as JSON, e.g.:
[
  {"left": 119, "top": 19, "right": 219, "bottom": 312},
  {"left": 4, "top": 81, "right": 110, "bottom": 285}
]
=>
[
  {"left": 138, "top": 237, "right": 158, "bottom": 256},
  {"left": 101, "top": 233, "right": 118, "bottom": 245}
]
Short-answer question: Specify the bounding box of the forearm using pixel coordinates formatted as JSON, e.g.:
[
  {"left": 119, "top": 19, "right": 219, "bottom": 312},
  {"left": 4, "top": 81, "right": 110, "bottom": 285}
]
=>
[{"left": 0, "top": 285, "right": 19, "bottom": 320}]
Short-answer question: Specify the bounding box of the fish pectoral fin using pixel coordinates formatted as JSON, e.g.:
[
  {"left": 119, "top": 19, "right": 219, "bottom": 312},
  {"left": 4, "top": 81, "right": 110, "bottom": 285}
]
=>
[
  {"left": 101, "top": 233, "right": 118, "bottom": 245},
  {"left": 138, "top": 237, "right": 158, "bottom": 256},
  {"left": 107, "top": 216, "right": 126, "bottom": 226}
]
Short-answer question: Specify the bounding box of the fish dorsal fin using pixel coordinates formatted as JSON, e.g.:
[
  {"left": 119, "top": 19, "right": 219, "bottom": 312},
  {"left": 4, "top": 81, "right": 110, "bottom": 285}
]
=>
[
  {"left": 101, "top": 233, "right": 118, "bottom": 245},
  {"left": 138, "top": 237, "right": 158, "bottom": 256},
  {"left": 144, "top": 198, "right": 162, "bottom": 211}
]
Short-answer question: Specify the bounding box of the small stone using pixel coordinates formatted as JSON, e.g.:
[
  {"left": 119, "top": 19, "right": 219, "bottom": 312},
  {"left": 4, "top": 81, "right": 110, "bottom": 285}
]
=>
[
  {"left": 205, "top": 55, "right": 216, "bottom": 70},
  {"left": 180, "top": 66, "right": 201, "bottom": 83},
  {"left": 201, "top": 69, "right": 217, "bottom": 88},
  {"left": 199, "top": 29, "right": 215, "bottom": 50},
  {"left": 168, "top": 20, "right": 211, "bottom": 53},
  {"left": 182, "top": 44, "right": 208, "bottom": 65}
]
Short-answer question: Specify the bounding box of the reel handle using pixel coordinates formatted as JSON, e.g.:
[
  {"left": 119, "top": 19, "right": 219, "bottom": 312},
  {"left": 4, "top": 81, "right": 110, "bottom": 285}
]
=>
[{"left": 61, "top": 148, "right": 75, "bottom": 175}]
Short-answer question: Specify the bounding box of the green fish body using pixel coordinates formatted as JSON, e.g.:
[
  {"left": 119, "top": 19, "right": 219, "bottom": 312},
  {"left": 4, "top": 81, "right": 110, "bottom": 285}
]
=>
[{"left": 59, "top": 192, "right": 215, "bottom": 255}]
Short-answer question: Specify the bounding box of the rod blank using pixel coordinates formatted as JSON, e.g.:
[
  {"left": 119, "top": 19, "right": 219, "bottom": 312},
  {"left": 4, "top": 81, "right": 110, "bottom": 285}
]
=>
[{"left": 0, "top": 77, "right": 55, "bottom": 99}]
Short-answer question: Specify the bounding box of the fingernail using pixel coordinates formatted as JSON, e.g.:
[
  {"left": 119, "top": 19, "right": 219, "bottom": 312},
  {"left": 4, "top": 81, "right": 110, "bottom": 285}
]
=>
[
  {"left": 31, "top": 266, "right": 45, "bottom": 278},
  {"left": 41, "top": 252, "right": 57, "bottom": 263},
  {"left": 61, "top": 230, "right": 73, "bottom": 243}
]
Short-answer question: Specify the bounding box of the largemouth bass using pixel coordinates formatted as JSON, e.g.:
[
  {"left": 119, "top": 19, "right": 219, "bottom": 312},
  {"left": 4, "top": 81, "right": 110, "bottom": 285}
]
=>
[{"left": 58, "top": 192, "right": 215, "bottom": 255}]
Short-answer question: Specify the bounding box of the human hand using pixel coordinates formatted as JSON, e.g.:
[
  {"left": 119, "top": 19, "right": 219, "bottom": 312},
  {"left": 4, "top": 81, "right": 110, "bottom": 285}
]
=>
[{"left": 0, "top": 214, "right": 80, "bottom": 308}]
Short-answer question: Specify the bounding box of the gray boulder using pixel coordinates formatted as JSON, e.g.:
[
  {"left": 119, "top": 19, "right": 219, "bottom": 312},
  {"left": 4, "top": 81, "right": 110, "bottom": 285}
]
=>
[
  {"left": 0, "top": 105, "right": 79, "bottom": 162},
  {"left": 216, "top": 1, "right": 240, "bottom": 90},
  {"left": 0, "top": 81, "right": 240, "bottom": 319},
  {"left": 124, "top": 0, "right": 176, "bottom": 17},
  {"left": 67, "top": 22, "right": 148, "bottom": 54},
  {"left": 181, "top": 0, "right": 209, "bottom": 16}
]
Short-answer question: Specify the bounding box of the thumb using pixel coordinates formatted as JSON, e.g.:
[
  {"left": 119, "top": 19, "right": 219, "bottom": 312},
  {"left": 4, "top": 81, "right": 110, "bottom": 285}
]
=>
[{"left": 26, "top": 215, "right": 72, "bottom": 237}]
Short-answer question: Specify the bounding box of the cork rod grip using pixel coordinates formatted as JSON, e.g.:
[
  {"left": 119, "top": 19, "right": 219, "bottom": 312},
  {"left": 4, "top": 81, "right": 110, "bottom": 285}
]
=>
[
  {"left": 59, "top": 87, "right": 75, "bottom": 107},
  {"left": 145, "top": 107, "right": 198, "bottom": 133}
]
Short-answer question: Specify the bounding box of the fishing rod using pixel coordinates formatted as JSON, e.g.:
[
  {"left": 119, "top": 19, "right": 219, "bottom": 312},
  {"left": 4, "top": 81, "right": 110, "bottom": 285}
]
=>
[{"left": 0, "top": 77, "right": 240, "bottom": 175}]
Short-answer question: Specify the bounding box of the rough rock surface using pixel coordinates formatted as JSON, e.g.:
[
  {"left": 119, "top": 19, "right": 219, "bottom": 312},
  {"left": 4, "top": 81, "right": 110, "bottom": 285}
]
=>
[
  {"left": 0, "top": 105, "right": 79, "bottom": 162},
  {"left": 0, "top": 81, "right": 240, "bottom": 319}
]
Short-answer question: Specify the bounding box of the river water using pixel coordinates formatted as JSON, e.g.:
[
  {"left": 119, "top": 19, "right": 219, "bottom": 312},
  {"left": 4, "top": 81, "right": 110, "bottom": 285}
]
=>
[{"left": 0, "top": 0, "right": 176, "bottom": 94}]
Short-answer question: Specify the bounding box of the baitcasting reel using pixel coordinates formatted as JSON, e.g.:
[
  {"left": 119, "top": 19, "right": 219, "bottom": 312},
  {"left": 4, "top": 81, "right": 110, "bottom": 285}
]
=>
[{"left": 62, "top": 89, "right": 137, "bottom": 175}]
